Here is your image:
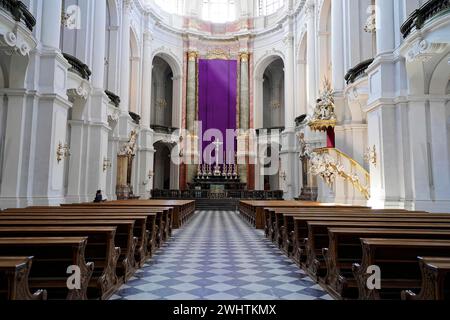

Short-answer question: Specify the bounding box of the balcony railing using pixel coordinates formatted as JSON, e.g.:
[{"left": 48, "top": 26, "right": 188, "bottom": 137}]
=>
[
  {"left": 63, "top": 53, "right": 92, "bottom": 81},
  {"left": 401, "top": 0, "right": 450, "bottom": 39},
  {"left": 105, "top": 90, "right": 120, "bottom": 108},
  {"left": 344, "top": 58, "right": 374, "bottom": 85},
  {"left": 0, "top": 0, "right": 36, "bottom": 31},
  {"left": 129, "top": 112, "right": 141, "bottom": 125}
]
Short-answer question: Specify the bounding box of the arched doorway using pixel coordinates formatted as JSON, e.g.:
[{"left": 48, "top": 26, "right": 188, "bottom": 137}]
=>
[{"left": 153, "top": 141, "right": 174, "bottom": 190}]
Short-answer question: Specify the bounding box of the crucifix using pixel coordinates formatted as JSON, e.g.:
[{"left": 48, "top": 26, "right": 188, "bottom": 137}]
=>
[{"left": 212, "top": 139, "right": 223, "bottom": 165}]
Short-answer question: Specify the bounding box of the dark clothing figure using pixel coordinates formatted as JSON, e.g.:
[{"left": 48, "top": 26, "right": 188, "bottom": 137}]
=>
[{"left": 94, "top": 190, "right": 104, "bottom": 203}]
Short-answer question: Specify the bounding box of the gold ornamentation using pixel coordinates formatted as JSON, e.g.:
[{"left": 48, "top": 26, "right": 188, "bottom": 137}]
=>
[
  {"left": 187, "top": 51, "right": 198, "bottom": 61},
  {"left": 239, "top": 52, "right": 249, "bottom": 62},
  {"left": 206, "top": 49, "right": 230, "bottom": 60},
  {"left": 310, "top": 148, "right": 370, "bottom": 200},
  {"left": 56, "top": 142, "right": 70, "bottom": 163},
  {"left": 309, "top": 78, "right": 337, "bottom": 132},
  {"left": 271, "top": 101, "right": 281, "bottom": 109},
  {"left": 156, "top": 98, "right": 167, "bottom": 108}
]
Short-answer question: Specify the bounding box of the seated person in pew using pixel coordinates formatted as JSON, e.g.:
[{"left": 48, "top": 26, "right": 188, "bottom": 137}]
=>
[{"left": 93, "top": 190, "right": 107, "bottom": 203}]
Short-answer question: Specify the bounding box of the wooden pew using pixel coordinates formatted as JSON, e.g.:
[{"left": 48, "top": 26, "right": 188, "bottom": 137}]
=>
[
  {"left": 402, "top": 256, "right": 450, "bottom": 300},
  {"left": 0, "top": 237, "right": 94, "bottom": 300},
  {"left": 19, "top": 206, "right": 168, "bottom": 248},
  {"left": 0, "top": 220, "right": 137, "bottom": 282},
  {"left": 238, "top": 200, "right": 321, "bottom": 229},
  {"left": 324, "top": 228, "right": 450, "bottom": 299},
  {"left": 264, "top": 206, "right": 371, "bottom": 242},
  {"left": 352, "top": 238, "right": 450, "bottom": 300},
  {"left": 0, "top": 257, "right": 47, "bottom": 300},
  {"left": 303, "top": 219, "right": 450, "bottom": 279},
  {"left": 0, "top": 215, "right": 148, "bottom": 269},
  {"left": 3, "top": 208, "right": 160, "bottom": 257},
  {"left": 0, "top": 226, "right": 120, "bottom": 300},
  {"left": 58, "top": 205, "right": 172, "bottom": 242},
  {"left": 292, "top": 216, "right": 450, "bottom": 266},
  {"left": 62, "top": 199, "right": 196, "bottom": 230},
  {"left": 266, "top": 207, "right": 399, "bottom": 248},
  {"left": 112, "top": 200, "right": 196, "bottom": 228}
]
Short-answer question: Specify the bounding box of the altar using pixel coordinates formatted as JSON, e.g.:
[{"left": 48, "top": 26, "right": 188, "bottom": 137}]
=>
[{"left": 188, "top": 164, "right": 247, "bottom": 191}]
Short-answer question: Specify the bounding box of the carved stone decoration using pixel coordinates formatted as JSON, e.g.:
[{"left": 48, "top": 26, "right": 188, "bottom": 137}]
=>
[
  {"left": 107, "top": 107, "right": 120, "bottom": 123},
  {"left": 206, "top": 48, "right": 230, "bottom": 60},
  {"left": 118, "top": 130, "right": 138, "bottom": 156},
  {"left": 364, "top": 5, "right": 376, "bottom": 33},
  {"left": 0, "top": 31, "right": 31, "bottom": 56},
  {"left": 407, "top": 39, "right": 448, "bottom": 62},
  {"left": 308, "top": 78, "right": 337, "bottom": 132}
]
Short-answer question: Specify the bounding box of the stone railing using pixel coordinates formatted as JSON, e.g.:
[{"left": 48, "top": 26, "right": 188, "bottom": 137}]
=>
[
  {"left": 151, "top": 189, "right": 284, "bottom": 200},
  {"left": 63, "top": 53, "right": 92, "bottom": 81},
  {"left": 0, "top": 0, "right": 36, "bottom": 31},
  {"left": 401, "top": 0, "right": 450, "bottom": 39},
  {"left": 105, "top": 90, "right": 120, "bottom": 108},
  {"left": 310, "top": 147, "right": 370, "bottom": 200},
  {"left": 344, "top": 59, "right": 374, "bottom": 85}
]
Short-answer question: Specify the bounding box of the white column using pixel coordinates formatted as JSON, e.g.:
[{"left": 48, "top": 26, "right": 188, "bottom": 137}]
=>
[
  {"left": 120, "top": 0, "right": 132, "bottom": 112},
  {"left": 141, "top": 31, "right": 153, "bottom": 128},
  {"left": 41, "top": 0, "right": 63, "bottom": 49},
  {"left": 91, "top": 0, "right": 107, "bottom": 89},
  {"left": 331, "top": 0, "right": 345, "bottom": 92},
  {"left": 376, "top": 0, "right": 395, "bottom": 55},
  {"left": 284, "top": 33, "right": 295, "bottom": 130},
  {"left": 306, "top": 1, "right": 317, "bottom": 115}
]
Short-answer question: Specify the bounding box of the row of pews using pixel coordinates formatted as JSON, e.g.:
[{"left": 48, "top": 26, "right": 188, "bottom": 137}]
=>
[
  {"left": 0, "top": 200, "right": 195, "bottom": 300},
  {"left": 239, "top": 200, "right": 450, "bottom": 300}
]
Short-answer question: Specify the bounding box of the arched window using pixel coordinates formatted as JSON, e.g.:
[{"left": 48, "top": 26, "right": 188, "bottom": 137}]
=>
[
  {"left": 202, "top": 0, "right": 236, "bottom": 23},
  {"left": 258, "top": 0, "right": 284, "bottom": 16},
  {"left": 154, "top": 0, "right": 184, "bottom": 15}
]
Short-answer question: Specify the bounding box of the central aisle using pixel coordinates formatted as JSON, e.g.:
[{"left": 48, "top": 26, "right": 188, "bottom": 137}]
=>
[{"left": 112, "top": 211, "right": 333, "bottom": 300}]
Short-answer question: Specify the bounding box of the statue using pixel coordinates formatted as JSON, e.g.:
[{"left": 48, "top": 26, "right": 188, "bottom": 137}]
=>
[{"left": 118, "top": 130, "right": 138, "bottom": 156}]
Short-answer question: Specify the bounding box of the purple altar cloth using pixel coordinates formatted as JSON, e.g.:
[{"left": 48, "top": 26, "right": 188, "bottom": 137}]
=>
[{"left": 198, "top": 59, "right": 237, "bottom": 164}]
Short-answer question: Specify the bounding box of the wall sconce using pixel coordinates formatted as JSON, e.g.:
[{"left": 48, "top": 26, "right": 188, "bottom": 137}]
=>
[
  {"left": 148, "top": 170, "right": 154, "bottom": 180},
  {"left": 103, "top": 158, "right": 112, "bottom": 172},
  {"left": 56, "top": 142, "right": 70, "bottom": 163},
  {"left": 279, "top": 171, "right": 287, "bottom": 181},
  {"left": 364, "top": 145, "right": 377, "bottom": 167}
]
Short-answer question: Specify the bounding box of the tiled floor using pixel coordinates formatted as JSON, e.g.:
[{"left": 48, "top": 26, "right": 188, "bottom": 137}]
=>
[{"left": 111, "top": 210, "right": 333, "bottom": 300}]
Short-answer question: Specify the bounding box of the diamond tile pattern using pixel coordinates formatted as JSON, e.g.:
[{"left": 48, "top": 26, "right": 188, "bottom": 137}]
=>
[{"left": 111, "top": 211, "right": 333, "bottom": 300}]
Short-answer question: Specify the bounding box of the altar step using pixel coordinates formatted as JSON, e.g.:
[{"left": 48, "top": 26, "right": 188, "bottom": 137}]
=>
[{"left": 195, "top": 199, "right": 239, "bottom": 211}]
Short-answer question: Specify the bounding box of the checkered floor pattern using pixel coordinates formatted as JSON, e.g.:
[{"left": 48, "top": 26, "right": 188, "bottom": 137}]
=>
[{"left": 111, "top": 210, "right": 333, "bottom": 300}]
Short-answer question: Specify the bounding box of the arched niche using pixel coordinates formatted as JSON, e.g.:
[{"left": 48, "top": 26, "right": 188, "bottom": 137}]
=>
[
  {"left": 318, "top": 0, "right": 331, "bottom": 85},
  {"left": 105, "top": 0, "right": 120, "bottom": 92},
  {"left": 150, "top": 51, "right": 183, "bottom": 129},
  {"left": 297, "top": 32, "right": 307, "bottom": 116},
  {"left": 254, "top": 53, "right": 285, "bottom": 129},
  {"left": 151, "top": 56, "right": 173, "bottom": 128},
  {"left": 262, "top": 58, "right": 285, "bottom": 129}
]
